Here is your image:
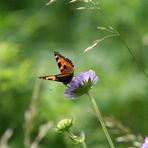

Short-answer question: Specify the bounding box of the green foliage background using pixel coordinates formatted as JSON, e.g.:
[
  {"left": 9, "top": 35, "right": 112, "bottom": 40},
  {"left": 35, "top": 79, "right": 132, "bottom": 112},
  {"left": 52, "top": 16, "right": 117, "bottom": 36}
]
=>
[{"left": 0, "top": 0, "right": 148, "bottom": 147}]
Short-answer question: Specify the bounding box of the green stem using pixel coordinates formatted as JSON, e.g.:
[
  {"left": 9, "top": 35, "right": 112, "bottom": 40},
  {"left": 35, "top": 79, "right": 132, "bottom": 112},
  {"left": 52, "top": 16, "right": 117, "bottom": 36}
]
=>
[
  {"left": 81, "top": 140, "right": 87, "bottom": 148},
  {"left": 67, "top": 130, "right": 87, "bottom": 148},
  {"left": 86, "top": 92, "right": 115, "bottom": 148}
]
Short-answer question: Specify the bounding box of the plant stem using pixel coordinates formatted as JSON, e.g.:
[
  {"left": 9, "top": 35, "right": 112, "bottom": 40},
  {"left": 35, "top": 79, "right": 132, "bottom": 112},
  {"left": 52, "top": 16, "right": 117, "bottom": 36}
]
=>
[
  {"left": 81, "top": 140, "right": 87, "bottom": 148},
  {"left": 67, "top": 130, "right": 87, "bottom": 148},
  {"left": 86, "top": 92, "right": 115, "bottom": 148}
]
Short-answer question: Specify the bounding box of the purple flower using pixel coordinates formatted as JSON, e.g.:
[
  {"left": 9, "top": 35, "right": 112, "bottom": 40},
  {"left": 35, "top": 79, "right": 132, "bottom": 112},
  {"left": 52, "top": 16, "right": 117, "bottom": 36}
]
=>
[
  {"left": 141, "top": 137, "right": 148, "bottom": 148},
  {"left": 64, "top": 70, "right": 99, "bottom": 99}
]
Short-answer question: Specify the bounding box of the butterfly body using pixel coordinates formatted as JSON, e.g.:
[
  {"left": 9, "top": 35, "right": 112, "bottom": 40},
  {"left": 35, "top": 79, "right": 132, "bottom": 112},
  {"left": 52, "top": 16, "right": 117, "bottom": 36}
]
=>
[{"left": 38, "top": 51, "right": 74, "bottom": 85}]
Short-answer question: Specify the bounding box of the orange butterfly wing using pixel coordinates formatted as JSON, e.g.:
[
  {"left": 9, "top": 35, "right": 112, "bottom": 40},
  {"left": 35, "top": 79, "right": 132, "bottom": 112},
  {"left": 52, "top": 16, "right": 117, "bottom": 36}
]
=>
[
  {"left": 54, "top": 51, "right": 74, "bottom": 74},
  {"left": 38, "top": 51, "right": 74, "bottom": 85}
]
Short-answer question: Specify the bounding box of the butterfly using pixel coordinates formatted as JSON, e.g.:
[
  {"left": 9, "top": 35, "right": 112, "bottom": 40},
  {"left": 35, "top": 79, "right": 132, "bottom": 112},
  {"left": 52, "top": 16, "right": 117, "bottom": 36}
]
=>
[{"left": 38, "top": 51, "right": 74, "bottom": 85}]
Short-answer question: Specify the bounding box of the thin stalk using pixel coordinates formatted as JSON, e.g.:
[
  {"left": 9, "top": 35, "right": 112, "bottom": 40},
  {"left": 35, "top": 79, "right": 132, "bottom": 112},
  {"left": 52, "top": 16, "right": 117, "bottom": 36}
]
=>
[
  {"left": 86, "top": 92, "right": 115, "bottom": 148},
  {"left": 81, "top": 140, "right": 87, "bottom": 148},
  {"left": 67, "top": 130, "right": 87, "bottom": 148}
]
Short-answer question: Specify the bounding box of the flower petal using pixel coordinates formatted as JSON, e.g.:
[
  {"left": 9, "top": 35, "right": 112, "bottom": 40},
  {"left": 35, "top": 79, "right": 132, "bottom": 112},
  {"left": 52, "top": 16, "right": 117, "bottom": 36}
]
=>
[
  {"left": 64, "top": 70, "right": 99, "bottom": 99},
  {"left": 141, "top": 136, "right": 148, "bottom": 148}
]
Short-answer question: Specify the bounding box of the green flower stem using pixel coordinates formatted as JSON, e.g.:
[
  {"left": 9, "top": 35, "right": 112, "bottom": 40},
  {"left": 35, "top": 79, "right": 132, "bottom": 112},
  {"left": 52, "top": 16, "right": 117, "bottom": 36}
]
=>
[
  {"left": 81, "top": 140, "right": 87, "bottom": 148},
  {"left": 67, "top": 130, "right": 87, "bottom": 148},
  {"left": 86, "top": 92, "right": 115, "bottom": 148}
]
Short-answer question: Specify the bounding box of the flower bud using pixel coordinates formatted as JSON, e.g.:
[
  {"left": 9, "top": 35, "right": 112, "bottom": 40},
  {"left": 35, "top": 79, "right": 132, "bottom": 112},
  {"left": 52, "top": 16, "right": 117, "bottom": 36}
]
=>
[{"left": 56, "top": 119, "right": 73, "bottom": 132}]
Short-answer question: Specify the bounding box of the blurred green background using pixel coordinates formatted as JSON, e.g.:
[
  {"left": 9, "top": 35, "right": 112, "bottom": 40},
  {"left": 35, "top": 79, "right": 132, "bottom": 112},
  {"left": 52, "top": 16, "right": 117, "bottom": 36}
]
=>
[{"left": 0, "top": 0, "right": 148, "bottom": 147}]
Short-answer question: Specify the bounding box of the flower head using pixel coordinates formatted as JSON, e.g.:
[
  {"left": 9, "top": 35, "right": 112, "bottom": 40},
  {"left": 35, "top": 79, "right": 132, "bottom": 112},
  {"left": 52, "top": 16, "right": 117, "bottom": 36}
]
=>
[
  {"left": 64, "top": 70, "right": 98, "bottom": 99},
  {"left": 141, "top": 137, "right": 148, "bottom": 148},
  {"left": 56, "top": 118, "right": 73, "bottom": 132}
]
